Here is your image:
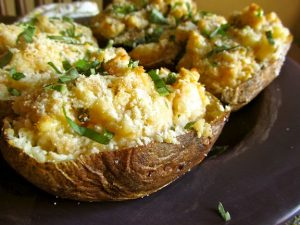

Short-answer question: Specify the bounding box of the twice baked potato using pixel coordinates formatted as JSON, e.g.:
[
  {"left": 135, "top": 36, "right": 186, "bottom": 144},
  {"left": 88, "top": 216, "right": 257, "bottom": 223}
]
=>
[
  {"left": 91, "top": 2, "right": 292, "bottom": 110},
  {"left": 0, "top": 15, "right": 98, "bottom": 120},
  {"left": 1, "top": 48, "right": 228, "bottom": 201}
]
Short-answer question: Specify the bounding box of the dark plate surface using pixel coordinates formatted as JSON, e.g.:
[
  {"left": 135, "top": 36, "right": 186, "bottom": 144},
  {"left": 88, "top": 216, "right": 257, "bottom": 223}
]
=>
[{"left": 0, "top": 58, "right": 300, "bottom": 225}]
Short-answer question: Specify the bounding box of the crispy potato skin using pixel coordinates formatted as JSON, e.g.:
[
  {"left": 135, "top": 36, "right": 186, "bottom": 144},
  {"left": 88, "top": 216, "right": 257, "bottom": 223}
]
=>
[
  {"left": 0, "top": 112, "right": 228, "bottom": 201},
  {"left": 222, "top": 37, "right": 292, "bottom": 111}
]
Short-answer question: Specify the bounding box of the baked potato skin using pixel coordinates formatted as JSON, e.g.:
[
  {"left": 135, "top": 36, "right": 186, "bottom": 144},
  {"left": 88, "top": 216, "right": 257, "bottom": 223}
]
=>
[
  {"left": 222, "top": 38, "right": 292, "bottom": 111},
  {"left": 1, "top": 112, "right": 228, "bottom": 201}
]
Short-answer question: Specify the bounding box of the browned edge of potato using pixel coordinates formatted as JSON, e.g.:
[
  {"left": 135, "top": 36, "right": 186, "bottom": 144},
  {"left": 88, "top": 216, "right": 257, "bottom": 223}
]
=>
[
  {"left": 221, "top": 36, "right": 293, "bottom": 111},
  {"left": 0, "top": 109, "right": 229, "bottom": 201}
]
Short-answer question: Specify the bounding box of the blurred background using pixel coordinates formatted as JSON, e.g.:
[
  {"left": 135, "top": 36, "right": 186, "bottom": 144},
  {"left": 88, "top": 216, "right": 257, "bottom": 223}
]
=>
[{"left": 0, "top": 0, "right": 299, "bottom": 42}]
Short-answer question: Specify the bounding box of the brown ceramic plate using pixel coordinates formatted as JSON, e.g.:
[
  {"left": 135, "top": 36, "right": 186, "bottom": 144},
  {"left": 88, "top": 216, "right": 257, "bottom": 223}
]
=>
[{"left": 0, "top": 57, "right": 300, "bottom": 225}]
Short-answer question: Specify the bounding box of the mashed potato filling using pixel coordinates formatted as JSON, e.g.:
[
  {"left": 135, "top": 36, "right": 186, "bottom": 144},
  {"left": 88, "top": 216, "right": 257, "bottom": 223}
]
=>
[
  {"left": 0, "top": 15, "right": 98, "bottom": 100},
  {"left": 5, "top": 47, "right": 218, "bottom": 163}
]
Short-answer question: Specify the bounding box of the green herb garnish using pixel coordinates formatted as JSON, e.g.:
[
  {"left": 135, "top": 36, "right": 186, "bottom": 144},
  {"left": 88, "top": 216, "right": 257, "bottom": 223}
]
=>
[
  {"left": 207, "top": 45, "right": 239, "bottom": 57},
  {"left": 63, "top": 107, "right": 114, "bottom": 145},
  {"left": 45, "top": 84, "right": 67, "bottom": 93},
  {"left": 112, "top": 4, "right": 136, "bottom": 15},
  {"left": 184, "top": 121, "right": 196, "bottom": 130},
  {"left": 266, "top": 30, "right": 275, "bottom": 45},
  {"left": 148, "top": 69, "right": 170, "bottom": 96},
  {"left": 0, "top": 50, "right": 13, "bottom": 68},
  {"left": 47, "top": 35, "right": 80, "bottom": 45},
  {"left": 149, "top": 8, "right": 169, "bottom": 25},
  {"left": 17, "top": 25, "right": 35, "bottom": 44},
  {"left": 9, "top": 68, "right": 25, "bottom": 80},
  {"left": 209, "top": 23, "right": 230, "bottom": 38},
  {"left": 145, "top": 26, "right": 164, "bottom": 43},
  {"left": 58, "top": 68, "right": 79, "bottom": 83},
  {"left": 255, "top": 8, "right": 263, "bottom": 18},
  {"left": 186, "top": 2, "right": 193, "bottom": 19},
  {"left": 7, "top": 87, "right": 21, "bottom": 96},
  {"left": 128, "top": 59, "right": 139, "bottom": 68},
  {"left": 48, "top": 62, "right": 62, "bottom": 74},
  {"left": 218, "top": 202, "right": 231, "bottom": 222},
  {"left": 62, "top": 60, "right": 72, "bottom": 71},
  {"left": 164, "top": 72, "right": 177, "bottom": 85}
]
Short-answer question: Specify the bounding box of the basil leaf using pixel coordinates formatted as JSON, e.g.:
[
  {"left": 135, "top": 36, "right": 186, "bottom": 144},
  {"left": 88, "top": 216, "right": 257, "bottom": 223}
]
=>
[
  {"left": 209, "top": 23, "right": 230, "bottom": 38},
  {"left": 128, "top": 59, "right": 139, "bottom": 68},
  {"left": 266, "top": 30, "right": 275, "bottom": 45},
  {"left": 59, "top": 68, "right": 79, "bottom": 83},
  {"left": 148, "top": 69, "right": 170, "bottom": 96},
  {"left": 47, "top": 35, "right": 80, "bottom": 44},
  {"left": 184, "top": 121, "right": 196, "bottom": 130},
  {"left": 218, "top": 202, "right": 231, "bottom": 222},
  {"left": 45, "top": 84, "right": 67, "bottom": 93},
  {"left": 0, "top": 50, "right": 13, "bottom": 68},
  {"left": 112, "top": 4, "right": 136, "bottom": 15},
  {"left": 149, "top": 9, "right": 169, "bottom": 25},
  {"left": 63, "top": 107, "right": 114, "bottom": 145},
  {"left": 17, "top": 25, "right": 35, "bottom": 43},
  {"left": 9, "top": 68, "right": 25, "bottom": 80},
  {"left": 207, "top": 45, "right": 239, "bottom": 57},
  {"left": 165, "top": 72, "right": 177, "bottom": 85},
  {"left": 186, "top": 2, "right": 193, "bottom": 19},
  {"left": 7, "top": 87, "right": 21, "bottom": 96},
  {"left": 48, "top": 62, "right": 62, "bottom": 74}
]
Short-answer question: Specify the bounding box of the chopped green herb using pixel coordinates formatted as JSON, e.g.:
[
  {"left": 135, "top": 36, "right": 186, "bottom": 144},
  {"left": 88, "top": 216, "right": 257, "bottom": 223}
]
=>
[
  {"left": 255, "top": 8, "right": 263, "bottom": 17},
  {"left": 62, "top": 60, "right": 72, "bottom": 71},
  {"left": 112, "top": 4, "right": 136, "bottom": 15},
  {"left": 164, "top": 72, "right": 177, "bottom": 85},
  {"left": 17, "top": 25, "right": 35, "bottom": 44},
  {"left": 47, "top": 35, "right": 80, "bottom": 44},
  {"left": 7, "top": 87, "right": 21, "bottom": 96},
  {"left": 0, "top": 50, "right": 13, "bottom": 68},
  {"left": 207, "top": 45, "right": 240, "bottom": 57},
  {"left": 218, "top": 202, "right": 231, "bottom": 222},
  {"left": 62, "top": 16, "right": 74, "bottom": 24},
  {"left": 74, "top": 59, "right": 101, "bottom": 76},
  {"left": 106, "top": 39, "right": 114, "bottom": 48},
  {"left": 184, "top": 121, "right": 196, "bottom": 130},
  {"left": 149, "top": 8, "right": 169, "bottom": 25},
  {"left": 18, "top": 17, "right": 38, "bottom": 27},
  {"left": 148, "top": 69, "right": 170, "bottom": 96},
  {"left": 48, "top": 62, "right": 62, "bottom": 74},
  {"left": 128, "top": 59, "right": 139, "bottom": 68},
  {"left": 45, "top": 84, "right": 67, "bottom": 93},
  {"left": 266, "top": 30, "right": 275, "bottom": 45},
  {"left": 59, "top": 68, "right": 79, "bottom": 83},
  {"left": 145, "top": 26, "right": 164, "bottom": 43},
  {"left": 209, "top": 23, "right": 230, "bottom": 38},
  {"left": 9, "top": 68, "right": 25, "bottom": 80},
  {"left": 63, "top": 107, "right": 114, "bottom": 145},
  {"left": 185, "top": 2, "right": 193, "bottom": 19}
]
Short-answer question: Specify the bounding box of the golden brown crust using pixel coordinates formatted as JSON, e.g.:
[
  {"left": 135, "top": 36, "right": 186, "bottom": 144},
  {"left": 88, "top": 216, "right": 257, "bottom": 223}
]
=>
[
  {"left": 0, "top": 112, "right": 228, "bottom": 201},
  {"left": 222, "top": 36, "right": 293, "bottom": 111}
]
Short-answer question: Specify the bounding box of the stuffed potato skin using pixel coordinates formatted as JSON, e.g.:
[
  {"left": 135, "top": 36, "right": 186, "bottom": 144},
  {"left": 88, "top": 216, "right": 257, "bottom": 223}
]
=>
[{"left": 1, "top": 109, "right": 228, "bottom": 201}]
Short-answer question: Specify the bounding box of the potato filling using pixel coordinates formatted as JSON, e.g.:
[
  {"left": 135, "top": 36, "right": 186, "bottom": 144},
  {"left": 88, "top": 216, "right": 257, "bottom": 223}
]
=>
[{"left": 5, "top": 47, "right": 224, "bottom": 163}]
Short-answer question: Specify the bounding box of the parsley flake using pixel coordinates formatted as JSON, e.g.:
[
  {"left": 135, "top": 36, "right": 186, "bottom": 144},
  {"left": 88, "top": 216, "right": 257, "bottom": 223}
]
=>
[
  {"left": 149, "top": 8, "right": 169, "bottom": 25},
  {"left": 218, "top": 202, "right": 231, "bottom": 222},
  {"left": 0, "top": 50, "right": 13, "bottom": 68},
  {"left": 17, "top": 25, "right": 35, "bottom": 44},
  {"left": 266, "top": 30, "right": 275, "bottom": 45},
  {"left": 148, "top": 69, "right": 171, "bottom": 96}
]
